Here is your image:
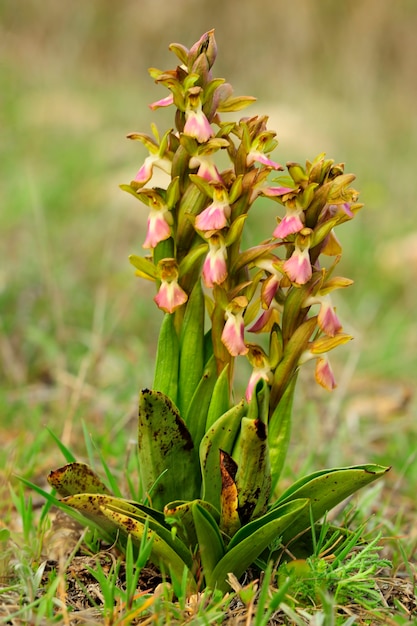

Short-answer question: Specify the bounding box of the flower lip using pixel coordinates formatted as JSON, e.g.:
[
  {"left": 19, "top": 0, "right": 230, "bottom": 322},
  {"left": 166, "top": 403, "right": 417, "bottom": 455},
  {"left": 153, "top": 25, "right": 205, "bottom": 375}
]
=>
[
  {"left": 221, "top": 298, "right": 248, "bottom": 357},
  {"left": 195, "top": 186, "right": 231, "bottom": 232},
  {"left": 202, "top": 234, "right": 228, "bottom": 288},
  {"left": 153, "top": 259, "right": 188, "bottom": 313}
]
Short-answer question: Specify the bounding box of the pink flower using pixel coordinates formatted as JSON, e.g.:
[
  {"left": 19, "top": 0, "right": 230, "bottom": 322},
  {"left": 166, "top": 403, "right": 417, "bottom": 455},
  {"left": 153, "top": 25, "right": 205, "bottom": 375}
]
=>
[
  {"left": 149, "top": 94, "right": 174, "bottom": 111},
  {"left": 254, "top": 258, "right": 283, "bottom": 308},
  {"left": 184, "top": 109, "right": 214, "bottom": 143},
  {"left": 153, "top": 260, "right": 188, "bottom": 314},
  {"left": 202, "top": 234, "right": 228, "bottom": 288},
  {"left": 317, "top": 296, "right": 342, "bottom": 337},
  {"left": 273, "top": 209, "right": 304, "bottom": 239},
  {"left": 315, "top": 356, "right": 337, "bottom": 391},
  {"left": 247, "top": 151, "right": 283, "bottom": 170},
  {"left": 245, "top": 370, "right": 266, "bottom": 401},
  {"left": 245, "top": 346, "right": 272, "bottom": 401},
  {"left": 283, "top": 246, "right": 312, "bottom": 285},
  {"left": 154, "top": 281, "right": 188, "bottom": 314},
  {"left": 221, "top": 305, "right": 248, "bottom": 357},
  {"left": 262, "top": 185, "right": 294, "bottom": 198},
  {"left": 189, "top": 155, "right": 223, "bottom": 183},
  {"left": 248, "top": 300, "right": 282, "bottom": 333},
  {"left": 195, "top": 187, "right": 231, "bottom": 231},
  {"left": 143, "top": 208, "right": 172, "bottom": 249},
  {"left": 304, "top": 294, "right": 342, "bottom": 337},
  {"left": 134, "top": 155, "right": 171, "bottom": 187}
]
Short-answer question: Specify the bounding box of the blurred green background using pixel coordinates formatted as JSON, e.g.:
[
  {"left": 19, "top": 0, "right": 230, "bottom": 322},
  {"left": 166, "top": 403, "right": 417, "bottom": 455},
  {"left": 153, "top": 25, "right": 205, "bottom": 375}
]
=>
[{"left": 1, "top": 0, "right": 416, "bottom": 461}]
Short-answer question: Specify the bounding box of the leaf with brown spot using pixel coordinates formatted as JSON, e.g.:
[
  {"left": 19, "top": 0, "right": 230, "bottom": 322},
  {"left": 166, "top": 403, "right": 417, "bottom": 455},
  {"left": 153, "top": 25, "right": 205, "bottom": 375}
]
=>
[
  {"left": 219, "top": 450, "right": 240, "bottom": 537},
  {"left": 138, "top": 389, "right": 201, "bottom": 511},
  {"left": 273, "top": 464, "right": 391, "bottom": 546},
  {"left": 61, "top": 493, "right": 193, "bottom": 573},
  {"left": 47, "top": 463, "right": 112, "bottom": 497}
]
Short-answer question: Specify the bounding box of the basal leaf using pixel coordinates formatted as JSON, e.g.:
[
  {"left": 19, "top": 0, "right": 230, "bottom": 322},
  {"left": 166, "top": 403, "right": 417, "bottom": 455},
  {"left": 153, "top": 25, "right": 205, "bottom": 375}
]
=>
[
  {"left": 273, "top": 464, "right": 390, "bottom": 545},
  {"left": 47, "top": 462, "right": 112, "bottom": 498},
  {"left": 211, "top": 499, "right": 309, "bottom": 592},
  {"left": 138, "top": 389, "right": 201, "bottom": 510}
]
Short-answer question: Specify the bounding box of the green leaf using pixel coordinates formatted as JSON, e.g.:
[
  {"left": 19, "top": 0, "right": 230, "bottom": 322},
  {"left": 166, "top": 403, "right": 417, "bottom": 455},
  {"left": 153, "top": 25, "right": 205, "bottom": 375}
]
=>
[
  {"left": 128, "top": 255, "right": 158, "bottom": 280},
  {"left": 205, "top": 364, "right": 231, "bottom": 430},
  {"left": 18, "top": 476, "right": 115, "bottom": 543},
  {"left": 192, "top": 502, "right": 225, "bottom": 586},
  {"left": 184, "top": 354, "right": 218, "bottom": 449},
  {"left": 178, "top": 280, "right": 205, "bottom": 417},
  {"left": 153, "top": 313, "right": 179, "bottom": 404},
  {"left": 210, "top": 499, "right": 309, "bottom": 592},
  {"left": 178, "top": 243, "right": 207, "bottom": 277},
  {"left": 273, "top": 464, "right": 391, "bottom": 545},
  {"left": 232, "top": 416, "right": 271, "bottom": 523},
  {"left": 217, "top": 95, "right": 257, "bottom": 112},
  {"left": 268, "top": 373, "right": 297, "bottom": 495},
  {"left": 168, "top": 42, "right": 189, "bottom": 66},
  {"left": 270, "top": 316, "right": 317, "bottom": 407},
  {"left": 47, "top": 462, "right": 112, "bottom": 497},
  {"left": 46, "top": 428, "right": 77, "bottom": 463},
  {"left": 62, "top": 493, "right": 194, "bottom": 573},
  {"left": 138, "top": 389, "right": 201, "bottom": 510},
  {"left": 200, "top": 400, "right": 246, "bottom": 510},
  {"left": 164, "top": 498, "right": 220, "bottom": 547}
]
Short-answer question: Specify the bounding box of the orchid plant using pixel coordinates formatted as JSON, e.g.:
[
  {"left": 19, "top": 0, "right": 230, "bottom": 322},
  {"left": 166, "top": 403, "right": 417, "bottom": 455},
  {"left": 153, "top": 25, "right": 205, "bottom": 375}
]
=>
[{"left": 47, "top": 31, "right": 389, "bottom": 593}]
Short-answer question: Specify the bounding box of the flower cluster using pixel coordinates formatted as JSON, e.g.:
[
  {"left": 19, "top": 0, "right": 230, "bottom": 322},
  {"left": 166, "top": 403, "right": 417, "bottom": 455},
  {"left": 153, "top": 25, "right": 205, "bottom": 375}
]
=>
[{"left": 123, "top": 30, "right": 362, "bottom": 417}]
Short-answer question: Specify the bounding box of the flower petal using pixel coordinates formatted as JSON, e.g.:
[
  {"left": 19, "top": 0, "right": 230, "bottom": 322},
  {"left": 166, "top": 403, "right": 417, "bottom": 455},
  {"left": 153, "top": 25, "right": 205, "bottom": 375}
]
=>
[
  {"left": 221, "top": 311, "right": 248, "bottom": 356},
  {"left": 315, "top": 357, "right": 337, "bottom": 390},
  {"left": 283, "top": 248, "right": 312, "bottom": 284}
]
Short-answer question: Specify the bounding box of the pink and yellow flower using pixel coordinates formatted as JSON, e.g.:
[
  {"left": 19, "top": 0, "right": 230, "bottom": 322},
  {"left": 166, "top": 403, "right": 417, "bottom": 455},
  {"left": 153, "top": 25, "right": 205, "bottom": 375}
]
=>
[
  {"left": 283, "top": 229, "right": 313, "bottom": 285},
  {"left": 153, "top": 259, "right": 188, "bottom": 314},
  {"left": 273, "top": 206, "right": 304, "bottom": 239},
  {"left": 134, "top": 154, "right": 172, "bottom": 187},
  {"left": 184, "top": 87, "right": 214, "bottom": 143},
  {"left": 202, "top": 234, "right": 228, "bottom": 288},
  {"left": 247, "top": 151, "right": 282, "bottom": 170},
  {"left": 305, "top": 294, "right": 342, "bottom": 337},
  {"left": 149, "top": 94, "right": 174, "bottom": 111},
  {"left": 284, "top": 247, "right": 312, "bottom": 285},
  {"left": 189, "top": 155, "right": 223, "bottom": 183},
  {"left": 245, "top": 344, "right": 273, "bottom": 401},
  {"left": 315, "top": 356, "right": 337, "bottom": 391},
  {"left": 221, "top": 297, "right": 248, "bottom": 357},
  {"left": 195, "top": 186, "right": 231, "bottom": 231},
  {"left": 143, "top": 206, "right": 172, "bottom": 249}
]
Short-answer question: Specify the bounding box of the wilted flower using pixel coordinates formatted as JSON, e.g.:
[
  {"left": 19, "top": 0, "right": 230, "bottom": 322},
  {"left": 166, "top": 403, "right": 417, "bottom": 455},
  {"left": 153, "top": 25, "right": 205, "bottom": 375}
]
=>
[{"left": 315, "top": 356, "right": 337, "bottom": 390}]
